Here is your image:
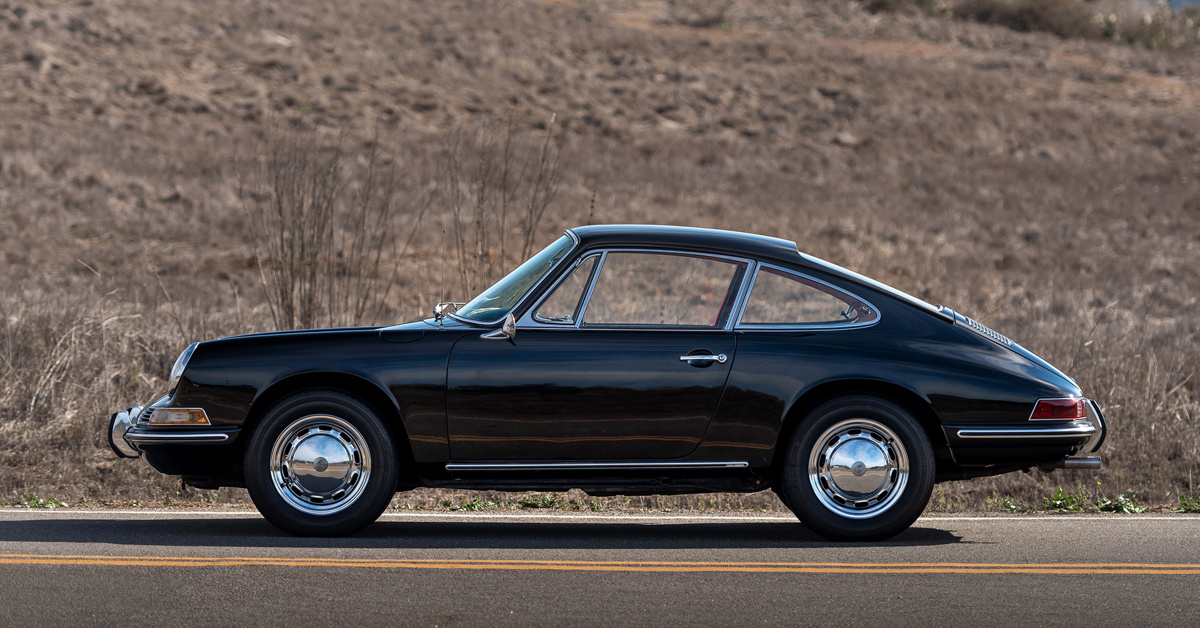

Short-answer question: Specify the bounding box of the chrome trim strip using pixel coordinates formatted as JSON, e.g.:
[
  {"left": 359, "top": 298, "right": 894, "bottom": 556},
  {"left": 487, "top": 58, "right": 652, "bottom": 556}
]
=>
[
  {"left": 724, "top": 260, "right": 757, "bottom": 332},
  {"left": 573, "top": 251, "right": 607, "bottom": 328},
  {"left": 734, "top": 263, "right": 881, "bottom": 331},
  {"left": 445, "top": 461, "right": 751, "bottom": 471},
  {"left": 956, "top": 424, "right": 1097, "bottom": 439},
  {"left": 124, "top": 431, "right": 232, "bottom": 444}
]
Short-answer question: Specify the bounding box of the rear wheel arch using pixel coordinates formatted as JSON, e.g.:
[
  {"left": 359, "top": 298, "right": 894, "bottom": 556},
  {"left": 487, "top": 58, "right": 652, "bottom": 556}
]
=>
[
  {"left": 243, "top": 373, "right": 414, "bottom": 468},
  {"left": 773, "top": 379, "right": 944, "bottom": 476}
]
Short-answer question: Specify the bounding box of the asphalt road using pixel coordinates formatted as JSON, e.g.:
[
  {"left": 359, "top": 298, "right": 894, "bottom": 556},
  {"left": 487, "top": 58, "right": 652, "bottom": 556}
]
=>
[{"left": 1, "top": 509, "right": 1198, "bottom": 626}]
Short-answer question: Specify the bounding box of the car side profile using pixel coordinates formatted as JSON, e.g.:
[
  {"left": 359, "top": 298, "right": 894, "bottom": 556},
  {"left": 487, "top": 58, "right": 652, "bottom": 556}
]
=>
[{"left": 109, "top": 225, "right": 1105, "bottom": 540}]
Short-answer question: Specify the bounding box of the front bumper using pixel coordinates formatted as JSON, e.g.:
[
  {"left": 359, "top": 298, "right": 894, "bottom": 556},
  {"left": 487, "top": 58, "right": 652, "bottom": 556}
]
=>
[{"left": 108, "top": 403, "right": 238, "bottom": 459}]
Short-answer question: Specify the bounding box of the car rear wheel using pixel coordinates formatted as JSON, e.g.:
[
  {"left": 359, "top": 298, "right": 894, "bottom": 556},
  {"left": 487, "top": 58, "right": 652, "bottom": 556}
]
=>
[
  {"left": 778, "top": 395, "right": 934, "bottom": 541},
  {"left": 245, "top": 389, "right": 398, "bottom": 536}
]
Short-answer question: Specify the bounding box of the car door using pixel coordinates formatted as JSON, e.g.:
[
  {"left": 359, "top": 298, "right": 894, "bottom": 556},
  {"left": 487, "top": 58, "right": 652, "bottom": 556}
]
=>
[{"left": 446, "top": 250, "right": 750, "bottom": 460}]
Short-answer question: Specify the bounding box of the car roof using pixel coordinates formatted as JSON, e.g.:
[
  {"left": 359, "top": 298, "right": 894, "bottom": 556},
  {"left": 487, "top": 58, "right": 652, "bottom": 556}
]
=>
[
  {"left": 567, "top": 224, "right": 802, "bottom": 263},
  {"left": 566, "top": 224, "right": 950, "bottom": 320}
]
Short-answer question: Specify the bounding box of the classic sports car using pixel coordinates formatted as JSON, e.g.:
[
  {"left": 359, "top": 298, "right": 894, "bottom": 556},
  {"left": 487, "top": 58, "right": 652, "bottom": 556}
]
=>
[{"left": 109, "top": 225, "right": 1105, "bottom": 540}]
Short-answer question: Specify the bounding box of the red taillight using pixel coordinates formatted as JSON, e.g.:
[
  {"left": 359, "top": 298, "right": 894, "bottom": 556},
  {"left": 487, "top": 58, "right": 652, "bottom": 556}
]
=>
[{"left": 1030, "top": 398, "right": 1087, "bottom": 420}]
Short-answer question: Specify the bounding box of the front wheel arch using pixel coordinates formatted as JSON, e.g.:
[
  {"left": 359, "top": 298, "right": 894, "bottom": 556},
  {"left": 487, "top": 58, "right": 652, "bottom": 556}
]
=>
[{"left": 243, "top": 372, "right": 414, "bottom": 469}]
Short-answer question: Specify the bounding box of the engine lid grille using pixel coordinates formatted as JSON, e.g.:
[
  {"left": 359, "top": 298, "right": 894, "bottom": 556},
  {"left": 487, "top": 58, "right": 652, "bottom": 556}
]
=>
[{"left": 959, "top": 314, "right": 1013, "bottom": 347}]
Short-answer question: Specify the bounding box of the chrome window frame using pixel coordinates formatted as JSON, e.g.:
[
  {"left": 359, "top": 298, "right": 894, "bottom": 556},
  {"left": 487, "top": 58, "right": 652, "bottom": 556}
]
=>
[
  {"left": 517, "top": 248, "right": 756, "bottom": 332},
  {"left": 526, "top": 252, "right": 604, "bottom": 326},
  {"left": 733, "top": 263, "right": 882, "bottom": 332},
  {"left": 448, "top": 229, "right": 580, "bottom": 326}
]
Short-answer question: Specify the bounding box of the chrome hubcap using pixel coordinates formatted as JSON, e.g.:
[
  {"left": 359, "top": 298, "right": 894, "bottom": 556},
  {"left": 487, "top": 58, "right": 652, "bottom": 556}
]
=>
[
  {"left": 808, "top": 419, "right": 908, "bottom": 519},
  {"left": 270, "top": 415, "right": 371, "bottom": 516}
]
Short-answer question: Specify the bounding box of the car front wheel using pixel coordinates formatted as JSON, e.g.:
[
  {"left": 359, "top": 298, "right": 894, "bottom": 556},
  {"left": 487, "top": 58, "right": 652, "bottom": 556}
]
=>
[
  {"left": 778, "top": 395, "right": 934, "bottom": 541},
  {"left": 245, "top": 389, "right": 398, "bottom": 536}
]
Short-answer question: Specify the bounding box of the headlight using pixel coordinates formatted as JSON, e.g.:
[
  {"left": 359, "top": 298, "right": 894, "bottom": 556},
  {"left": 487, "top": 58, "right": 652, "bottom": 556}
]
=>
[{"left": 169, "top": 342, "right": 198, "bottom": 393}]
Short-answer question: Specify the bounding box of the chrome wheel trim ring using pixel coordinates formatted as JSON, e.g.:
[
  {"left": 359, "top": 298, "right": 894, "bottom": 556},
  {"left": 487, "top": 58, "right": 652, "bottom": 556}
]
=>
[
  {"left": 269, "top": 414, "right": 372, "bottom": 516},
  {"left": 807, "top": 418, "right": 909, "bottom": 520}
]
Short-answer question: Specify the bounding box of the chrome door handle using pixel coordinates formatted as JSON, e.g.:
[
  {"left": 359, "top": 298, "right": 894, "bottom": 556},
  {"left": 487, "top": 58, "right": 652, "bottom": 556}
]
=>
[{"left": 680, "top": 353, "right": 727, "bottom": 364}]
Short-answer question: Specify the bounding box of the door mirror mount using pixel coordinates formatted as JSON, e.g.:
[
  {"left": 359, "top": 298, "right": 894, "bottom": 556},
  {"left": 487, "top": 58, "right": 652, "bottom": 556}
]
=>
[{"left": 481, "top": 313, "right": 517, "bottom": 342}]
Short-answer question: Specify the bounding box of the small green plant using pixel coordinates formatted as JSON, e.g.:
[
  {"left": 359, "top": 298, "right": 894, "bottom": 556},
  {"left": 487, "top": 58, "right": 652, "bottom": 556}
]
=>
[
  {"left": 15, "top": 493, "right": 66, "bottom": 509},
  {"left": 1096, "top": 492, "right": 1148, "bottom": 513},
  {"left": 1044, "top": 486, "right": 1088, "bottom": 511},
  {"left": 451, "top": 496, "right": 500, "bottom": 511},
  {"left": 985, "top": 495, "right": 1020, "bottom": 512},
  {"left": 1178, "top": 495, "right": 1200, "bottom": 513},
  {"left": 518, "top": 492, "right": 562, "bottom": 509},
  {"left": 393, "top": 502, "right": 424, "bottom": 510}
]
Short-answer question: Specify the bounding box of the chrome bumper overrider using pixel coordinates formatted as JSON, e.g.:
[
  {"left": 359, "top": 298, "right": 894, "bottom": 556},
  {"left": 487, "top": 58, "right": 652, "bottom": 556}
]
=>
[
  {"left": 108, "top": 406, "right": 142, "bottom": 458},
  {"left": 108, "top": 404, "right": 233, "bottom": 459}
]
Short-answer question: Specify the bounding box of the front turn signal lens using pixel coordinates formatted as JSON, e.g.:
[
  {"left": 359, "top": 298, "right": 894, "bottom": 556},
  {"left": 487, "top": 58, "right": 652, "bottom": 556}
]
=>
[
  {"left": 147, "top": 408, "right": 210, "bottom": 425},
  {"left": 1030, "top": 398, "right": 1087, "bottom": 420}
]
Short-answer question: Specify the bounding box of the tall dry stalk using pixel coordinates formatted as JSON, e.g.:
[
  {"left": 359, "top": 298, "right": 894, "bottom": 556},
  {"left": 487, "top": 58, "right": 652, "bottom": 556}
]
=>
[
  {"left": 439, "top": 115, "right": 565, "bottom": 299},
  {"left": 238, "top": 124, "right": 428, "bottom": 330}
]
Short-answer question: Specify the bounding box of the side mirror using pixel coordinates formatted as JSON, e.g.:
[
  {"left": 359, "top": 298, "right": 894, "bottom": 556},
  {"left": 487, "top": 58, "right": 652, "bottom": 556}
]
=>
[{"left": 481, "top": 313, "right": 517, "bottom": 342}]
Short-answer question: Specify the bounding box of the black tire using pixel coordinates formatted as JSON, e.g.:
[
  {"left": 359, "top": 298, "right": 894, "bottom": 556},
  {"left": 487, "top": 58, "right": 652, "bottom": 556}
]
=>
[
  {"left": 244, "top": 389, "right": 398, "bottom": 536},
  {"left": 778, "top": 395, "right": 934, "bottom": 542}
]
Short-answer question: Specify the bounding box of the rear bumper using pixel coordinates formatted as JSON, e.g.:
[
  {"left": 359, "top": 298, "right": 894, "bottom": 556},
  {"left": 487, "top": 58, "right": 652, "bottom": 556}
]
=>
[{"left": 942, "top": 398, "right": 1107, "bottom": 466}]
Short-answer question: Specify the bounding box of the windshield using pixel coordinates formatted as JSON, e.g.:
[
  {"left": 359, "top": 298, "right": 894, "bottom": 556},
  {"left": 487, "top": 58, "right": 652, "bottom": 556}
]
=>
[{"left": 453, "top": 235, "right": 575, "bottom": 323}]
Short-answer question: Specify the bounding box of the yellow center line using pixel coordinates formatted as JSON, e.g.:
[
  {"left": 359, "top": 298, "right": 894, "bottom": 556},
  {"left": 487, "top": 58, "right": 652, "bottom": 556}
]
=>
[{"left": 1, "top": 554, "right": 1199, "bottom": 574}]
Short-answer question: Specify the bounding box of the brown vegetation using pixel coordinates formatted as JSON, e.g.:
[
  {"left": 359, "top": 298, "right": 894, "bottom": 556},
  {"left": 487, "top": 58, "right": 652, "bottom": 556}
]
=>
[{"left": 0, "top": 0, "right": 1197, "bottom": 513}]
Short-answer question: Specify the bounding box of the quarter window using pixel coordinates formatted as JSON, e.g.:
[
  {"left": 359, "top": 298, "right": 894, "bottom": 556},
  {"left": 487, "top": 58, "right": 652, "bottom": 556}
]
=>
[
  {"left": 581, "top": 253, "right": 746, "bottom": 328},
  {"left": 534, "top": 256, "right": 598, "bottom": 324},
  {"left": 740, "top": 267, "right": 878, "bottom": 326}
]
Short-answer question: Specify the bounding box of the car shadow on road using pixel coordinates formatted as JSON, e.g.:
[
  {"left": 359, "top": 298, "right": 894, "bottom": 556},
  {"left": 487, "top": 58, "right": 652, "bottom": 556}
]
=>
[{"left": 0, "top": 516, "right": 964, "bottom": 549}]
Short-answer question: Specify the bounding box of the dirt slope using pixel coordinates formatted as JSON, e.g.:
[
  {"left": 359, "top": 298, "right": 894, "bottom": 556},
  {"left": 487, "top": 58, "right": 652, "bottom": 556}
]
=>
[{"left": 0, "top": 0, "right": 1197, "bottom": 509}]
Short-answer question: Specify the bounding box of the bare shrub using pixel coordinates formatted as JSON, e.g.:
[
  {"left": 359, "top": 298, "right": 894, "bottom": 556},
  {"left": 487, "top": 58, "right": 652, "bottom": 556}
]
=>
[
  {"left": 238, "top": 124, "right": 430, "bottom": 330},
  {"left": 438, "top": 115, "right": 565, "bottom": 300},
  {"left": 863, "top": 0, "right": 947, "bottom": 16},
  {"left": 1092, "top": 0, "right": 1200, "bottom": 50},
  {"left": 666, "top": 0, "right": 734, "bottom": 28},
  {"left": 953, "top": 0, "right": 1098, "bottom": 39},
  {"left": 944, "top": 0, "right": 1199, "bottom": 49}
]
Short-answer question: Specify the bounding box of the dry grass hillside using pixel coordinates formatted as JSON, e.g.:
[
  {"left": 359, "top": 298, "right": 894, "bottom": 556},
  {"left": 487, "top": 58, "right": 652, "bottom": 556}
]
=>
[{"left": 0, "top": 0, "right": 1197, "bottom": 512}]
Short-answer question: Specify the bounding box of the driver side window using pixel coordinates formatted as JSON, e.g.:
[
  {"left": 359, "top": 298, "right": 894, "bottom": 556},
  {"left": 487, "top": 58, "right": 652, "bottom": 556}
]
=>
[{"left": 581, "top": 252, "right": 745, "bottom": 328}]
